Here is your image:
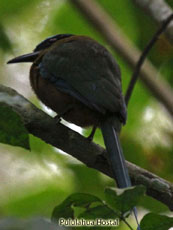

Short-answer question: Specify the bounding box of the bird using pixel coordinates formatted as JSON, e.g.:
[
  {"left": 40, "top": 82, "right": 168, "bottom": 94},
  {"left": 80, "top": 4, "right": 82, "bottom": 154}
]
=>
[{"left": 7, "top": 34, "right": 139, "bottom": 229}]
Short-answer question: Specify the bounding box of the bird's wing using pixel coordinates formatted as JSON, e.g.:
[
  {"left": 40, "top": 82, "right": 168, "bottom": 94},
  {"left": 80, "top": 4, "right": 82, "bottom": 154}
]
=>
[{"left": 38, "top": 37, "right": 126, "bottom": 121}]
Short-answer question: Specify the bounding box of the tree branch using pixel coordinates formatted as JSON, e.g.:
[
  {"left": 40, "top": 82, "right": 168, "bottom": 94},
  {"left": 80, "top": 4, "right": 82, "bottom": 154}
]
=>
[
  {"left": 0, "top": 84, "right": 173, "bottom": 210},
  {"left": 125, "top": 14, "right": 173, "bottom": 105},
  {"left": 132, "top": 0, "right": 173, "bottom": 44},
  {"left": 70, "top": 0, "right": 173, "bottom": 117}
]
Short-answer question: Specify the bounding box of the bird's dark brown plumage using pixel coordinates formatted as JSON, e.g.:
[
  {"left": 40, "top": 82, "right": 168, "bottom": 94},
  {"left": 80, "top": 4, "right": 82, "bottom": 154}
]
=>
[
  {"left": 30, "top": 35, "right": 126, "bottom": 128},
  {"left": 30, "top": 62, "right": 103, "bottom": 127}
]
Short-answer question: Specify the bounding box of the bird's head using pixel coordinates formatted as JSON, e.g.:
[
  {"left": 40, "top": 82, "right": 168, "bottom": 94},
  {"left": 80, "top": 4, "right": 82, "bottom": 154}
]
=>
[{"left": 7, "top": 34, "right": 73, "bottom": 64}]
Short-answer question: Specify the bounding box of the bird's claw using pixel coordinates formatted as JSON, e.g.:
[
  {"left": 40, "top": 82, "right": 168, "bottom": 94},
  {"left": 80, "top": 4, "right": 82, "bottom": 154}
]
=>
[{"left": 54, "top": 115, "right": 62, "bottom": 124}]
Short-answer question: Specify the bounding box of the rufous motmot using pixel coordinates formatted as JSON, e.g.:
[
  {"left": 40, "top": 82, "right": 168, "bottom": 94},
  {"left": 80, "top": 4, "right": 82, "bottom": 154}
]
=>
[{"left": 7, "top": 34, "right": 139, "bottom": 229}]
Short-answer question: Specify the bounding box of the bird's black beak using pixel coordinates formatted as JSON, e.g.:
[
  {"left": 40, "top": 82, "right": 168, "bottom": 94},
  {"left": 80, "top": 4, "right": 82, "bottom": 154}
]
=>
[{"left": 7, "top": 51, "right": 40, "bottom": 64}]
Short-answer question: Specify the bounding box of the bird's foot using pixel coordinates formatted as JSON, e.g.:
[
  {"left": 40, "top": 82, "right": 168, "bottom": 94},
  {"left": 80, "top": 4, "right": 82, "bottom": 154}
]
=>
[
  {"left": 86, "top": 126, "right": 97, "bottom": 142},
  {"left": 54, "top": 115, "right": 62, "bottom": 124},
  {"left": 54, "top": 105, "right": 74, "bottom": 125}
]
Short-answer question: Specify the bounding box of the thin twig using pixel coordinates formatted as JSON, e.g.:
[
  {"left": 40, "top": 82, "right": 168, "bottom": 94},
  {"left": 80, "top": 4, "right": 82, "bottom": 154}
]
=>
[
  {"left": 125, "top": 14, "right": 173, "bottom": 105},
  {"left": 122, "top": 217, "right": 134, "bottom": 230},
  {"left": 131, "top": 0, "right": 173, "bottom": 44},
  {"left": 70, "top": 0, "right": 173, "bottom": 116}
]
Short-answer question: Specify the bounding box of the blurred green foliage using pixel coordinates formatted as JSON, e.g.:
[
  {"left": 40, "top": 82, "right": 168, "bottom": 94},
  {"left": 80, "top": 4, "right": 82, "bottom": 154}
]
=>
[
  {"left": 0, "top": 0, "right": 173, "bottom": 229},
  {"left": 0, "top": 24, "right": 12, "bottom": 52},
  {"left": 0, "top": 218, "right": 59, "bottom": 230},
  {"left": 0, "top": 0, "right": 41, "bottom": 21}
]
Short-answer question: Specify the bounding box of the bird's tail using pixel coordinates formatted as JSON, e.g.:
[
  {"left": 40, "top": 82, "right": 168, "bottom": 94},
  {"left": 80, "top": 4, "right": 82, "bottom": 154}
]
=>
[
  {"left": 101, "top": 119, "right": 140, "bottom": 229},
  {"left": 101, "top": 119, "right": 131, "bottom": 188}
]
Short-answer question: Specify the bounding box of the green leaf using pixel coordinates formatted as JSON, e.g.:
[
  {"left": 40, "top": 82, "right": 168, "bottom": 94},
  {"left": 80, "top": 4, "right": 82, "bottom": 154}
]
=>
[
  {"left": 105, "top": 185, "right": 146, "bottom": 214},
  {"left": 79, "top": 205, "right": 119, "bottom": 230},
  {"left": 78, "top": 205, "right": 119, "bottom": 230},
  {"left": 140, "top": 213, "right": 173, "bottom": 230},
  {"left": 79, "top": 204, "right": 117, "bottom": 220},
  {"left": 51, "top": 193, "right": 102, "bottom": 222},
  {"left": 79, "top": 206, "right": 115, "bottom": 230},
  {"left": 0, "top": 105, "right": 30, "bottom": 150}
]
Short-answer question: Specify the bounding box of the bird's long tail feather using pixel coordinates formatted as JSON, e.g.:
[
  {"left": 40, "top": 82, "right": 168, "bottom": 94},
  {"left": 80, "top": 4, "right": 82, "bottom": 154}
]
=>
[
  {"left": 101, "top": 120, "right": 130, "bottom": 188},
  {"left": 101, "top": 120, "right": 140, "bottom": 229}
]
